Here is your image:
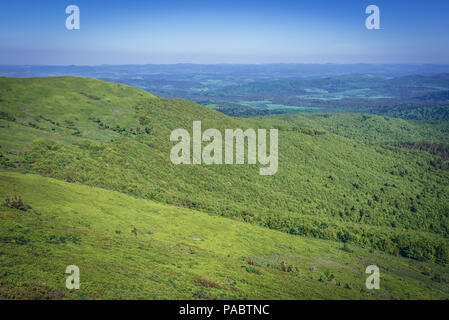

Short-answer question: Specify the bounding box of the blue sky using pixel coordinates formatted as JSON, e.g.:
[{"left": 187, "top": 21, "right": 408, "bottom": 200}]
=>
[{"left": 1, "top": 0, "right": 449, "bottom": 65}]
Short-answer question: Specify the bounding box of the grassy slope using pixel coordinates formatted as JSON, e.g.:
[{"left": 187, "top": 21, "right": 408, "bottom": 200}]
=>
[
  {"left": 0, "top": 77, "right": 448, "bottom": 266},
  {"left": 257, "top": 113, "right": 449, "bottom": 143},
  {"left": 1, "top": 171, "right": 448, "bottom": 300}
]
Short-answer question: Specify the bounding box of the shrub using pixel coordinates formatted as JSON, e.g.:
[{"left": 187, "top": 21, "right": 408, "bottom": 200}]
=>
[
  {"left": 341, "top": 242, "right": 353, "bottom": 253},
  {"left": 65, "top": 176, "right": 75, "bottom": 183},
  {"left": 431, "top": 274, "right": 442, "bottom": 283},
  {"left": 194, "top": 277, "right": 220, "bottom": 288},
  {"left": 319, "top": 270, "right": 335, "bottom": 282},
  {"left": 3, "top": 193, "right": 30, "bottom": 212},
  {"left": 0, "top": 283, "right": 68, "bottom": 300},
  {"left": 420, "top": 265, "right": 431, "bottom": 276},
  {"left": 245, "top": 266, "right": 262, "bottom": 274},
  {"left": 0, "top": 236, "right": 30, "bottom": 245},
  {"left": 280, "top": 261, "right": 297, "bottom": 273},
  {"left": 46, "top": 234, "right": 81, "bottom": 245},
  {"left": 0, "top": 111, "right": 15, "bottom": 121},
  {"left": 247, "top": 257, "right": 256, "bottom": 266}
]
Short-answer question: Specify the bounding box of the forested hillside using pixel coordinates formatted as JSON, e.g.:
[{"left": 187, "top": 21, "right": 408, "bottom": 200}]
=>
[
  {"left": 0, "top": 77, "right": 448, "bottom": 266},
  {"left": 258, "top": 113, "right": 449, "bottom": 143},
  {"left": 2, "top": 171, "right": 448, "bottom": 299}
]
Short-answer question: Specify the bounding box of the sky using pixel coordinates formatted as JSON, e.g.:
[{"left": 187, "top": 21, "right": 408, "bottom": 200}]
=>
[{"left": 0, "top": 0, "right": 449, "bottom": 65}]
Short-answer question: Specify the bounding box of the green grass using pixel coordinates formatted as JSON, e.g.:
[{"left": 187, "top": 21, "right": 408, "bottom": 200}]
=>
[{"left": 1, "top": 171, "right": 448, "bottom": 300}]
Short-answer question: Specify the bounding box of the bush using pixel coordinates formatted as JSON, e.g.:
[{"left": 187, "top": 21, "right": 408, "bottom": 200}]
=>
[
  {"left": 194, "top": 277, "right": 220, "bottom": 288},
  {"left": 65, "top": 176, "right": 75, "bottom": 183},
  {"left": 46, "top": 234, "right": 81, "bottom": 245},
  {"left": 3, "top": 193, "right": 30, "bottom": 212},
  {"left": 245, "top": 266, "right": 262, "bottom": 274},
  {"left": 341, "top": 242, "right": 352, "bottom": 253},
  {"left": 279, "top": 261, "right": 298, "bottom": 273},
  {"left": 420, "top": 265, "right": 431, "bottom": 276},
  {"left": 0, "top": 111, "right": 16, "bottom": 121},
  {"left": 319, "top": 270, "right": 335, "bottom": 282},
  {"left": 431, "top": 273, "right": 442, "bottom": 283}
]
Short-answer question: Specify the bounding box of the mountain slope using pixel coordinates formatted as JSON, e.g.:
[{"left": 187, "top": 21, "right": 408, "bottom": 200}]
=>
[
  {"left": 1, "top": 171, "right": 448, "bottom": 300},
  {"left": 0, "top": 77, "right": 448, "bottom": 265},
  {"left": 257, "top": 113, "right": 449, "bottom": 143}
]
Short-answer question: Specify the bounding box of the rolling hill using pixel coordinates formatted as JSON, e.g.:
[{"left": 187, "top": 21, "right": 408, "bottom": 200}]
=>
[
  {"left": 2, "top": 171, "right": 448, "bottom": 299},
  {"left": 0, "top": 76, "right": 448, "bottom": 299}
]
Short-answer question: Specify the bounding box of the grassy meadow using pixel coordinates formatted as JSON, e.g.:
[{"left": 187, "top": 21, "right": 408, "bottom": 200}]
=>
[{"left": 1, "top": 172, "right": 448, "bottom": 299}]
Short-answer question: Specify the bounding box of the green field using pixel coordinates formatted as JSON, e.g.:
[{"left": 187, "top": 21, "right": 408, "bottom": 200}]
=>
[{"left": 0, "top": 76, "right": 448, "bottom": 299}]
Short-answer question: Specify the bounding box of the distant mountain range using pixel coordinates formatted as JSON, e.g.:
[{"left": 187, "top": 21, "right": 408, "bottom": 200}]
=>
[{"left": 2, "top": 64, "right": 449, "bottom": 119}]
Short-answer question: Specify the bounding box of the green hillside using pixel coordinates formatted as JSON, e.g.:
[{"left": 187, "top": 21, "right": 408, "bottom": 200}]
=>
[
  {"left": 0, "top": 76, "right": 448, "bottom": 271},
  {"left": 257, "top": 113, "right": 449, "bottom": 143},
  {"left": 1, "top": 171, "right": 448, "bottom": 300}
]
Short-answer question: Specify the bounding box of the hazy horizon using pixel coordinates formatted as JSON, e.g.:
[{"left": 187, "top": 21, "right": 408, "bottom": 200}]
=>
[
  {"left": 1, "top": 0, "right": 449, "bottom": 65},
  {"left": 2, "top": 63, "right": 449, "bottom": 67}
]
